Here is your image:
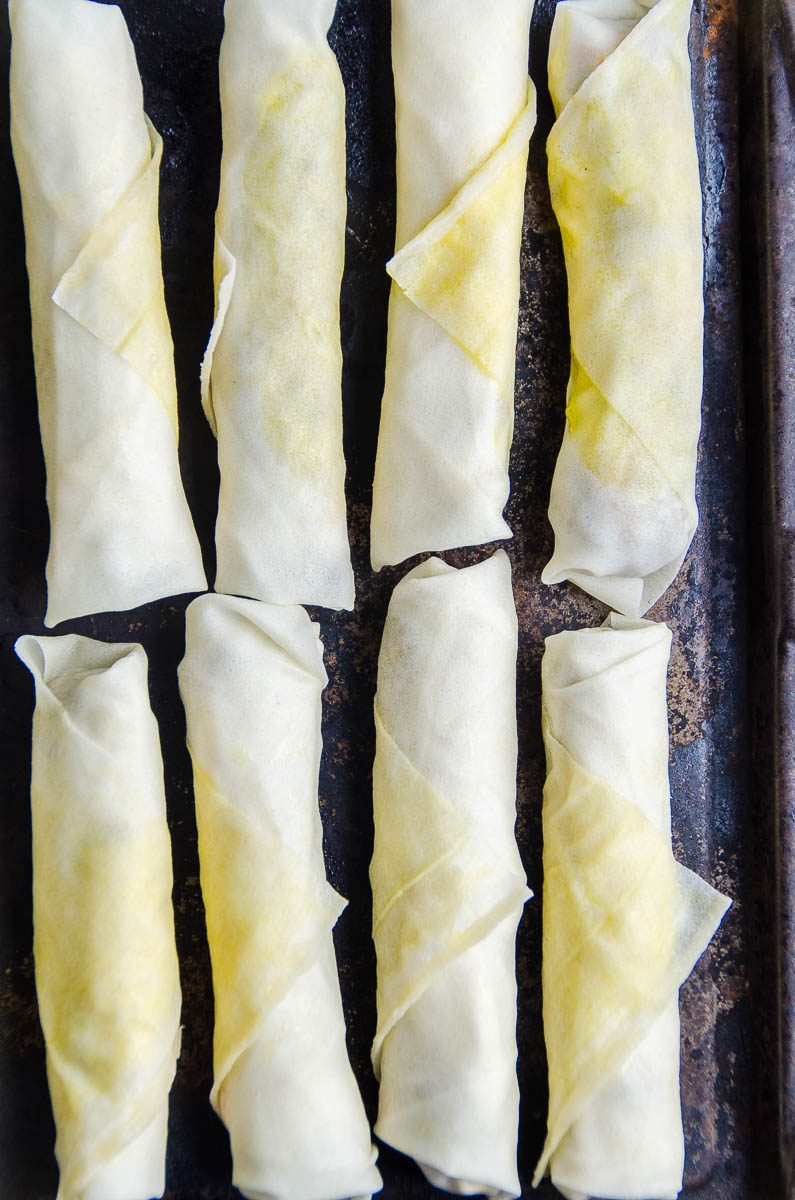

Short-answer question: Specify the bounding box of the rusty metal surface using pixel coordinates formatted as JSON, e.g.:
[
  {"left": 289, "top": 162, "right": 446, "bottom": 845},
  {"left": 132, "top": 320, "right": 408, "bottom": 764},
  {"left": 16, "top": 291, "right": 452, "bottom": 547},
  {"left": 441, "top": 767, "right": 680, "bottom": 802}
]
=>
[
  {"left": 743, "top": 1, "right": 795, "bottom": 1197},
  {"left": 0, "top": 0, "right": 774, "bottom": 1197}
]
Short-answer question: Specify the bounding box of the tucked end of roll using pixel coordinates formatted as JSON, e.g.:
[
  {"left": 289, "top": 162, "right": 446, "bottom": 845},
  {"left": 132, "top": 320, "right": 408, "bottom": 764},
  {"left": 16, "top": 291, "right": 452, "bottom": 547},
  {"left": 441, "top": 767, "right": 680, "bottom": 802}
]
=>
[{"left": 548, "top": 0, "right": 648, "bottom": 114}]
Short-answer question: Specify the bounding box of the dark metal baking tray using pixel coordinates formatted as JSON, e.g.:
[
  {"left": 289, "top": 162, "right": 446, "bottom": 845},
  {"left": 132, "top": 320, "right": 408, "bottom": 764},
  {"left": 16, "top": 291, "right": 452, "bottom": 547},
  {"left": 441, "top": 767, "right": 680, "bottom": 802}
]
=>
[{"left": 0, "top": 0, "right": 788, "bottom": 1197}]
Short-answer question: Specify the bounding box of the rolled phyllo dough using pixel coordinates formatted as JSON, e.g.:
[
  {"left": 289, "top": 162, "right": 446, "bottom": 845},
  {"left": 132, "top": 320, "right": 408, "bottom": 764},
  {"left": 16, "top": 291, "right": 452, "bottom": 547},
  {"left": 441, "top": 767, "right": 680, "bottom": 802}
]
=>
[
  {"left": 370, "top": 550, "right": 531, "bottom": 1198},
  {"left": 15, "top": 634, "right": 182, "bottom": 1200},
  {"left": 369, "top": 1, "right": 536, "bottom": 570},
  {"left": 202, "top": 0, "right": 354, "bottom": 610},
  {"left": 536, "top": 616, "right": 731, "bottom": 1200},
  {"left": 541, "top": 0, "right": 703, "bottom": 616},
  {"left": 9, "top": 0, "right": 206, "bottom": 627},
  {"left": 178, "top": 594, "right": 381, "bottom": 1200}
]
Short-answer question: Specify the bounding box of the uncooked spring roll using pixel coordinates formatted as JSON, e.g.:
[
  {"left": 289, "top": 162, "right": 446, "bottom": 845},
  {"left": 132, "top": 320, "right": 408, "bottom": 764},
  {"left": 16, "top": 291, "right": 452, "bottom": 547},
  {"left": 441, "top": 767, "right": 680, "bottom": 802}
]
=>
[
  {"left": 370, "top": 550, "right": 531, "bottom": 1198},
  {"left": 541, "top": 0, "right": 703, "bottom": 616},
  {"left": 370, "top": 1, "right": 537, "bottom": 570},
  {"left": 9, "top": 0, "right": 206, "bottom": 627},
  {"left": 178, "top": 594, "right": 381, "bottom": 1200},
  {"left": 535, "top": 616, "right": 730, "bottom": 1200},
  {"left": 201, "top": 0, "right": 354, "bottom": 610},
  {"left": 15, "top": 634, "right": 182, "bottom": 1200}
]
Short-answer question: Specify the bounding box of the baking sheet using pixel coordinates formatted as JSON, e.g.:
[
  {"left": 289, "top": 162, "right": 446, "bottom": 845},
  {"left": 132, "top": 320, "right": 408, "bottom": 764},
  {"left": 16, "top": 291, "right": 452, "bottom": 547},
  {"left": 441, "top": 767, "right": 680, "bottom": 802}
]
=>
[
  {"left": 0, "top": 0, "right": 779, "bottom": 1197},
  {"left": 743, "top": 1, "right": 795, "bottom": 1195}
]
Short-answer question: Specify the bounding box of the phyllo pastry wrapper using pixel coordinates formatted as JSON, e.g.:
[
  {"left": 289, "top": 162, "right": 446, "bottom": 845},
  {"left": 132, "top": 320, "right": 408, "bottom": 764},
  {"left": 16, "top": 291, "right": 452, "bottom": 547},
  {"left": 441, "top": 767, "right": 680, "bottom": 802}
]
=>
[
  {"left": 541, "top": 0, "right": 703, "bottom": 616},
  {"left": 202, "top": 0, "right": 354, "bottom": 610},
  {"left": 178, "top": 595, "right": 381, "bottom": 1200},
  {"left": 370, "top": 0, "right": 536, "bottom": 570},
  {"left": 9, "top": 0, "right": 206, "bottom": 627},
  {"left": 371, "top": 551, "right": 531, "bottom": 1198},
  {"left": 536, "top": 616, "right": 730, "bottom": 1199},
  {"left": 15, "top": 634, "right": 182, "bottom": 1200}
]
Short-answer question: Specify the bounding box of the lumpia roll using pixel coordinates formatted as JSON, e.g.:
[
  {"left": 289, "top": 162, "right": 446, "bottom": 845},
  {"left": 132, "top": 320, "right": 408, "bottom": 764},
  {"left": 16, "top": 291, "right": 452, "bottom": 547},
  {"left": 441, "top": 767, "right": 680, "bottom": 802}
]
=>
[
  {"left": 9, "top": 0, "right": 206, "bottom": 626},
  {"left": 536, "top": 616, "right": 731, "bottom": 1199},
  {"left": 370, "top": 1, "right": 536, "bottom": 570},
  {"left": 541, "top": 0, "right": 703, "bottom": 616},
  {"left": 15, "top": 634, "right": 182, "bottom": 1200},
  {"left": 178, "top": 594, "right": 381, "bottom": 1200},
  {"left": 202, "top": 0, "right": 354, "bottom": 610},
  {"left": 371, "top": 551, "right": 531, "bottom": 1198}
]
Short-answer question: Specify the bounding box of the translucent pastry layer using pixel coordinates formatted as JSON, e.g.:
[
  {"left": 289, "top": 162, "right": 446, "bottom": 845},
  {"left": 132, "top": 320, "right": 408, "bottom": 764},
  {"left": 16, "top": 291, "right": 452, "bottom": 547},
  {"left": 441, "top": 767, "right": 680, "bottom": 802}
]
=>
[
  {"left": 370, "top": 0, "right": 536, "bottom": 569},
  {"left": 15, "top": 634, "right": 182, "bottom": 1200},
  {"left": 371, "top": 551, "right": 531, "bottom": 1198},
  {"left": 178, "top": 594, "right": 381, "bottom": 1200},
  {"left": 536, "top": 616, "right": 731, "bottom": 1199},
  {"left": 202, "top": 0, "right": 354, "bottom": 610},
  {"left": 9, "top": 0, "right": 206, "bottom": 626},
  {"left": 541, "top": 0, "right": 703, "bottom": 616}
]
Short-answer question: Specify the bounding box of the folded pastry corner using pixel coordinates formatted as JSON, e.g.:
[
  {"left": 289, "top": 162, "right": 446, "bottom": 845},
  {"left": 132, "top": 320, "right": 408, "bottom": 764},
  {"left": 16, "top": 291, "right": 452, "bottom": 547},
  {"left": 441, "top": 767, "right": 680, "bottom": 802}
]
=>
[
  {"left": 371, "top": 706, "right": 530, "bottom": 1077},
  {"left": 9, "top": 0, "right": 206, "bottom": 626},
  {"left": 15, "top": 633, "right": 182, "bottom": 1200},
  {"left": 536, "top": 615, "right": 731, "bottom": 1199},
  {"left": 203, "top": 0, "right": 354, "bottom": 611},
  {"left": 541, "top": 0, "right": 703, "bottom": 616},
  {"left": 386, "top": 79, "right": 537, "bottom": 405},
  {"left": 370, "top": 1, "right": 536, "bottom": 570},
  {"left": 371, "top": 550, "right": 530, "bottom": 1199},
  {"left": 179, "top": 594, "right": 381, "bottom": 1200},
  {"left": 194, "top": 758, "right": 348, "bottom": 1119},
  {"left": 52, "top": 116, "right": 178, "bottom": 438}
]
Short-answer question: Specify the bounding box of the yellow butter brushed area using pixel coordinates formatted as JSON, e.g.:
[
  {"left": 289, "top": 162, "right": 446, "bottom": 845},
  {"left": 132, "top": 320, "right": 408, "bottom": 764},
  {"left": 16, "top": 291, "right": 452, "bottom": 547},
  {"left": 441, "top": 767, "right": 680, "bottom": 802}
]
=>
[
  {"left": 534, "top": 724, "right": 731, "bottom": 1184},
  {"left": 204, "top": 49, "right": 345, "bottom": 479},
  {"left": 388, "top": 82, "right": 536, "bottom": 402},
  {"left": 370, "top": 710, "right": 530, "bottom": 1073},
  {"left": 548, "top": 0, "right": 702, "bottom": 504},
  {"left": 564, "top": 353, "right": 678, "bottom": 506},
  {"left": 192, "top": 760, "right": 346, "bottom": 1114},
  {"left": 37, "top": 816, "right": 180, "bottom": 1200},
  {"left": 51, "top": 120, "right": 179, "bottom": 437},
  {"left": 30, "top": 715, "right": 181, "bottom": 1200}
]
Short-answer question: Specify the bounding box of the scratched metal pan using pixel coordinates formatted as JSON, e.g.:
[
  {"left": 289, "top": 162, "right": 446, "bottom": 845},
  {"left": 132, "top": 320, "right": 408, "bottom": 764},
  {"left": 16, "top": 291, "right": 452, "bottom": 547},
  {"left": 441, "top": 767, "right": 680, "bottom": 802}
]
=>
[{"left": 0, "top": 0, "right": 786, "bottom": 1197}]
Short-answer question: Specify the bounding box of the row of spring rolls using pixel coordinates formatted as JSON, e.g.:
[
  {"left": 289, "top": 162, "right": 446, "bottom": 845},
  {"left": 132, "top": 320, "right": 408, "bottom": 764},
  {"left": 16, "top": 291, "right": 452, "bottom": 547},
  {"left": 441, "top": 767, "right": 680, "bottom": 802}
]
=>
[
  {"left": 10, "top": 0, "right": 704, "bottom": 625},
  {"left": 16, "top": 604, "right": 382, "bottom": 1200},
  {"left": 374, "top": 0, "right": 705, "bottom": 620},
  {"left": 16, "top": 549, "right": 729, "bottom": 1200}
]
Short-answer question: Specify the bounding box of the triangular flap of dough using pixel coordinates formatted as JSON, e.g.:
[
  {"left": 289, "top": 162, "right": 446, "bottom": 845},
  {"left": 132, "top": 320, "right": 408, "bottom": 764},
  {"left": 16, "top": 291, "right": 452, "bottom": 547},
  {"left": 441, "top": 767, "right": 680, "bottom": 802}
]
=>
[
  {"left": 563, "top": 352, "right": 692, "bottom": 516},
  {"left": 548, "top": 0, "right": 655, "bottom": 114},
  {"left": 370, "top": 711, "right": 530, "bottom": 1074},
  {"left": 37, "top": 817, "right": 182, "bottom": 1200},
  {"left": 193, "top": 762, "right": 346, "bottom": 1112},
  {"left": 199, "top": 231, "right": 237, "bottom": 438},
  {"left": 533, "top": 730, "right": 730, "bottom": 1184},
  {"left": 549, "top": 0, "right": 685, "bottom": 118},
  {"left": 185, "top": 592, "right": 329, "bottom": 693},
  {"left": 387, "top": 82, "right": 536, "bottom": 393},
  {"left": 51, "top": 118, "right": 178, "bottom": 436}
]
